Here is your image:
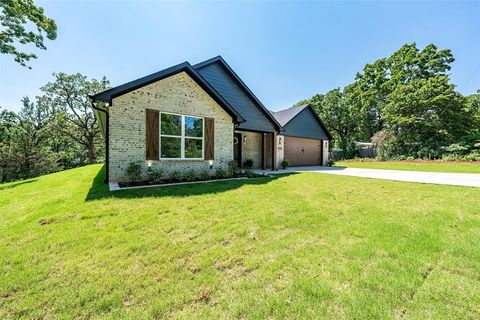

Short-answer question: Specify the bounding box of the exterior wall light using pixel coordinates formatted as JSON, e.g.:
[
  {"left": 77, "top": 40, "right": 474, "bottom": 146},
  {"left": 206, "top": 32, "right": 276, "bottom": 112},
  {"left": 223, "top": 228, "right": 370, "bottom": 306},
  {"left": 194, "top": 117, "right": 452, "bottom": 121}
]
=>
[
  {"left": 209, "top": 159, "right": 214, "bottom": 169},
  {"left": 243, "top": 135, "right": 247, "bottom": 143}
]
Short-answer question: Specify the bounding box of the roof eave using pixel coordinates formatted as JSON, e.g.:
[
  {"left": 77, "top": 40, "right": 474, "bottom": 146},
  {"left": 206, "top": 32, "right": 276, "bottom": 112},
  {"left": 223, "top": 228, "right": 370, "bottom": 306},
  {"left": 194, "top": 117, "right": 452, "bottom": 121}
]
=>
[{"left": 89, "top": 62, "right": 245, "bottom": 124}]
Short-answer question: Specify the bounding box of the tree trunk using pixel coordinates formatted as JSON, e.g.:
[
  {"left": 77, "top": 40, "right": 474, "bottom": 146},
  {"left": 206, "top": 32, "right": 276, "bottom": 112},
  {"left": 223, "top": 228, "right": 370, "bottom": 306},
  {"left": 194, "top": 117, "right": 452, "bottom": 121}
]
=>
[{"left": 87, "top": 142, "right": 96, "bottom": 164}]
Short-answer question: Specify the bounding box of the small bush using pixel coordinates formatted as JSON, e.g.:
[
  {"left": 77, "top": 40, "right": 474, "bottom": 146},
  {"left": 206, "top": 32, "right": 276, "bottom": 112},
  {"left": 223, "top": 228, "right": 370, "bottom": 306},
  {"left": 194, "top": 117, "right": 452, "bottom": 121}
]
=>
[
  {"left": 244, "top": 168, "right": 255, "bottom": 178},
  {"left": 147, "top": 167, "right": 164, "bottom": 183},
  {"left": 199, "top": 168, "right": 210, "bottom": 180},
  {"left": 170, "top": 170, "right": 183, "bottom": 182},
  {"left": 215, "top": 167, "right": 227, "bottom": 179},
  {"left": 227, "top": 160, "right": 240, "bottom": 177},
  {"left": 184, "top": 169, "right": 197, "bottom": 181},
  {"left": 243, "top": 159, "right": 254, "bottom": 169},
  {"left": 126, "top": 162, "right": 142, "bottom": 181},
  {"left": 326, "top": 159, "right": 335, "bottom": 167},
  {"left": 281, "top": 159, "right": 289, "bottom": 169}
]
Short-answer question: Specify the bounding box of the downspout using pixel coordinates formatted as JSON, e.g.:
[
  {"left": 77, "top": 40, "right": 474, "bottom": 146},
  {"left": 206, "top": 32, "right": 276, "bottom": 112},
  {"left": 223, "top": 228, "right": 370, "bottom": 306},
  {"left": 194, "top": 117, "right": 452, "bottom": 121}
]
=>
[{"left": 90, "top": 100, "right": 109, "bottom": 184}]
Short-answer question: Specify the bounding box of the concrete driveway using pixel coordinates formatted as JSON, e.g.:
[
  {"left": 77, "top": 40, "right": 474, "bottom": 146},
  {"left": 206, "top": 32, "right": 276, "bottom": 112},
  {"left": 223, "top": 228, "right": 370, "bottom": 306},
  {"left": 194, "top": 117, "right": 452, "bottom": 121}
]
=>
[{"left": 257, "top": 166, "right": 480, "bottom": 187}]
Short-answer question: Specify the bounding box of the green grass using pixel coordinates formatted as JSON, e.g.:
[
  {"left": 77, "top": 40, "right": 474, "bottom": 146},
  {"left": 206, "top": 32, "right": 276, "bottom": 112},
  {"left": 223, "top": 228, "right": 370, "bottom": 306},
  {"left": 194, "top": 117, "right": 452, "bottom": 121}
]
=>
[
  {"left": 336, "top": 160, "right": 480, "bottom": 174},
  {"left": 1, "top": 165, "right": 479, "bottom": 319}
]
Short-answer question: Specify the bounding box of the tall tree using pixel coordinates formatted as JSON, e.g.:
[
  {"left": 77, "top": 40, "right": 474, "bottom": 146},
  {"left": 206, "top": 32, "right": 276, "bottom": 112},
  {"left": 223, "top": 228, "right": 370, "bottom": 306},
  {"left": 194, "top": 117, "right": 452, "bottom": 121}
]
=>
[
  {"left": 318, "top": 87, "right": 360, "bottom": 156},
  {"left": 0, "top": 0, "right": 57, "bottom": 68},
  {"left": 40, "top": 73, "right": 109, "bottom": 164}
]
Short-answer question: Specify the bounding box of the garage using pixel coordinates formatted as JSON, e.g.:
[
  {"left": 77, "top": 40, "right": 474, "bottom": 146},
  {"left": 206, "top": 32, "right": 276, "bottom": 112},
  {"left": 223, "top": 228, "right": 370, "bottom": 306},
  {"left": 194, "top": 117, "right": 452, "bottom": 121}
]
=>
[
  {"left": 284, "top": 136, "right": 322, "bottom": 166},
  {"left": 271, "top": 104, "right": 332, "bottom": 166}
]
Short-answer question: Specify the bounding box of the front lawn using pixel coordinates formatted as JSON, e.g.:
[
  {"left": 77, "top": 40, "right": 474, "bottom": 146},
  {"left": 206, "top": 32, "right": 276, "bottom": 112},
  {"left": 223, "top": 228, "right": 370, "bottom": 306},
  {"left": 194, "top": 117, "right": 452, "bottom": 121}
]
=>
[
  {"left": 1, "top": 165, "right": 479, "bottom": 319},
  {"left": 336, "top": 160, "right": 480, "bottom": 174}
]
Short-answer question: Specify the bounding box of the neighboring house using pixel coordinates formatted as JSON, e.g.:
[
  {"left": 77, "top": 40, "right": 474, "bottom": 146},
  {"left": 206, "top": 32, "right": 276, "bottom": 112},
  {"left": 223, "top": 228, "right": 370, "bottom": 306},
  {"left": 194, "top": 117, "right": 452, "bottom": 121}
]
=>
[{"left": 90, "top": 56, "right": 332, "bottom": 182}]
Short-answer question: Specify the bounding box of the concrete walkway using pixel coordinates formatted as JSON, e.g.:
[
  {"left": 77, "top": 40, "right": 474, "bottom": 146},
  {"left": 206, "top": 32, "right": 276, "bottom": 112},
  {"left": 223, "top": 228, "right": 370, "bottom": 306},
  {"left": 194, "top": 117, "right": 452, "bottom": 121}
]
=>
[{"left": 255, "top": 166, "right": 480, "bottom": 187}]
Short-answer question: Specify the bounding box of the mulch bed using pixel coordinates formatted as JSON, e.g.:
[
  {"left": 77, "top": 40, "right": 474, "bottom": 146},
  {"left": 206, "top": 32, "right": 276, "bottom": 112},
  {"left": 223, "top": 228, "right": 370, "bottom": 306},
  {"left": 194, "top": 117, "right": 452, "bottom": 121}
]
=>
[{"left": 118, "top": 174, "right": 264, "bottom": 188}]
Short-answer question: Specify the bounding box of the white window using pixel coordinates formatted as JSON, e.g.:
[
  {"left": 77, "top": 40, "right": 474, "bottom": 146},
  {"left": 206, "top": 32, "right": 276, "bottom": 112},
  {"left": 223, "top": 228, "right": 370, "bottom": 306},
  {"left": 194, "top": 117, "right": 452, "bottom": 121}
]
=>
[{"left": 160, "top": 112, "right": 204, "bottom": 160}]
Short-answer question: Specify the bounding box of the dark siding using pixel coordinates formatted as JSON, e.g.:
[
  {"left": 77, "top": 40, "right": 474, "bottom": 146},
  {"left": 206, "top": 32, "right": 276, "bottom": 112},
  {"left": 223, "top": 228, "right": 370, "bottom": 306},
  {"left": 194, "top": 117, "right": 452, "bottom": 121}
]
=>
[
  {"left": 283, "top": 108, "right": 329, "bottom": 140},
  {"left": 196, "top": 62, "right": 276, "bottom": 132}
]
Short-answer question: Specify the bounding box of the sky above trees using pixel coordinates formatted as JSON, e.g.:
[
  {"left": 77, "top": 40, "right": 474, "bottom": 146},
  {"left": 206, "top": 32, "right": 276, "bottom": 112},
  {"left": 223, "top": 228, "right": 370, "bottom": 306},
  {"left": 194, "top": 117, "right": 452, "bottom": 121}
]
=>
[{"left": 0, "top": 0, "right": 479, "bottom": 112}]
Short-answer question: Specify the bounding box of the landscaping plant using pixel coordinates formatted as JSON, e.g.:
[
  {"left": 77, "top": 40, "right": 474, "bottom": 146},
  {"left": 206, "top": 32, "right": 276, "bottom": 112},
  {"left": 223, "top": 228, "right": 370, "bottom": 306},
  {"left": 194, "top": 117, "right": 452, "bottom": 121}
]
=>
[
  {"left": 169, "top": 170, "right": 183, "bottom": 182},
  {"left": 243, "top": 159, "right": 254, "bottom": 169},
  {"left": 125, "top": 162, "right": 142, "bottom": 181},
  {"left": 214, "top": 167, "right": 227, "bottom": 179},
  {"left": 147, "top": 167, "right": 165, "bottom": 183}
]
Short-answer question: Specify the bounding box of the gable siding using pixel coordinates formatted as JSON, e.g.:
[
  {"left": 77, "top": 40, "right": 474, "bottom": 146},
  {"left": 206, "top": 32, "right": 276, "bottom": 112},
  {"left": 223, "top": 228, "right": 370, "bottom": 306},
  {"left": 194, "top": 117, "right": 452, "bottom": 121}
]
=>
[
  {"left": 196, "top": 63, "right": 276, "bottom": 132},
  {"left": 283, "top": 108, "right": 329, "bottom": 140}
]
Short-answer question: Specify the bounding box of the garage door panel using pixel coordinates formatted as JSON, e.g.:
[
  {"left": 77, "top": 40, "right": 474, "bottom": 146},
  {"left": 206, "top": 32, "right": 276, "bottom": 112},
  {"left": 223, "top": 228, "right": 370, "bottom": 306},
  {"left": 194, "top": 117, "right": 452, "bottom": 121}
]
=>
[{"left": 284, "top": 136, "right": 322, "bottom": 166}]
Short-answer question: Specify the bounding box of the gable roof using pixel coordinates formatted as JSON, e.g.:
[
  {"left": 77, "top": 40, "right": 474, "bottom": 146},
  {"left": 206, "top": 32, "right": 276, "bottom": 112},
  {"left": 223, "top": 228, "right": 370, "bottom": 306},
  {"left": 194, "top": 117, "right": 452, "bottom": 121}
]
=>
[
  {"left": 90, "top": 62, "right": 245, "bottom": 124},
  {"left": 271, "top": 104, "right": 333, "bottom": 140},
  {"left": 194, "top": 56, "right": 282, "bottom": 132}
]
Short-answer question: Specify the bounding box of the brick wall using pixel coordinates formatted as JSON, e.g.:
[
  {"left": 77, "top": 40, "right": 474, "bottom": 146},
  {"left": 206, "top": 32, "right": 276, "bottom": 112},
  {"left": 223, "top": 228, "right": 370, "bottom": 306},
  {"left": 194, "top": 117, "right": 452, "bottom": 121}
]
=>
[{"left": 109, "top": 72, "right": 234, "bottom": 182}]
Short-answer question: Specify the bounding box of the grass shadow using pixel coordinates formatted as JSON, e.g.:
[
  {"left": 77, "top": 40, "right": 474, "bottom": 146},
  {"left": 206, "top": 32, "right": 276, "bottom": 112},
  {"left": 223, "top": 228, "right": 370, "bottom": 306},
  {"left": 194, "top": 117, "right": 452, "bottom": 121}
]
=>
[
  {"left": 85, "top": 165, "right": 295, "bottom": 201},
  {"left": 0, "top": 179, "right": 37, "bottom": 191}
]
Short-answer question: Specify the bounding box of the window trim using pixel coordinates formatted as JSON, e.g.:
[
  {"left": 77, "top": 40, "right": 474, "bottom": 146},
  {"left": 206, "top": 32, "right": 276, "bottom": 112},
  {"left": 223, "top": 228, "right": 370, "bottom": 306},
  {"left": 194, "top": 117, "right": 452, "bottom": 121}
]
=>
[{"left": 159, "top": 111, "right": 204, "bottom": 160}]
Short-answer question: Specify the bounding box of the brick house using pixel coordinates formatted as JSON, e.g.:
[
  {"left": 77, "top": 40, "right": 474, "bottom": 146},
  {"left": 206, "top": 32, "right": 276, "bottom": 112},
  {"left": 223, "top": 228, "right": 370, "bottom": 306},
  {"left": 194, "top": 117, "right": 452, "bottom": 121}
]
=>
[{"left": 91, "top": 56, "right": 332, "bottom": 182}]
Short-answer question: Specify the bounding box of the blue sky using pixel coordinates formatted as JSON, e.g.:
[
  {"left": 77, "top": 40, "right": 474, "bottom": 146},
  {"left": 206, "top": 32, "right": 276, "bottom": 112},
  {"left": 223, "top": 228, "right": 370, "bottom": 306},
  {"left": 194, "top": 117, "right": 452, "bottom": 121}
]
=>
[{"left": 1, "top": 0, "right": 479, "bottom": 112}]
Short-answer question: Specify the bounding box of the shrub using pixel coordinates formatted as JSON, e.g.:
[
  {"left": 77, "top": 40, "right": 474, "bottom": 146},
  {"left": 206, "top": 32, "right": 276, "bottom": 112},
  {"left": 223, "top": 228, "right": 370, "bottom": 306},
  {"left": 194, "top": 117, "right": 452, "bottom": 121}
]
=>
[
  {"left": 170, "top": 170, "right": 183, "bottom": 182},
  {"left": 227, "top": 160, "right": 240, "bottom": 177},
  {"left": 243, "top": 159, "right": 254, "bottom": 169},
  {"left": 126, "top": 162, "right": 142, "bottom": 181},
  {"left": 281, "top": 159, "right": 289, "bottom": 169},
  {"left": 215, "top": 167, "right": 227, "bottom": 179},
  {"left": 326, "top": 159, "right": 335, "bottom": 167},
  {"left": 184, "top": 169, "right": 197, "bottom": 181},
  {"left": 147, "top": 167, "right": 164, "bottom": 183},
  {"left": 199, "top": 168, "right": 210, "bottom": 180}
]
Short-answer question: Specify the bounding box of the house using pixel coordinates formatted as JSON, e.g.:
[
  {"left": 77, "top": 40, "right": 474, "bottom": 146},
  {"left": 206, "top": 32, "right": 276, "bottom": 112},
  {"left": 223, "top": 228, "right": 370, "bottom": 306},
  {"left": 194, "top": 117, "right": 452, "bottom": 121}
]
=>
[{"left": 90, "top": 56, "right": 332, "bottom": 182}]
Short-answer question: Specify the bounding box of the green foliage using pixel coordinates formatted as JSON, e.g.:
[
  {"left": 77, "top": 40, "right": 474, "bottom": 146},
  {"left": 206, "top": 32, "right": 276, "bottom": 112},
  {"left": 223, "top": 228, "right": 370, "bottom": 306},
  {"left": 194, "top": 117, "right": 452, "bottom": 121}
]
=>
[
  {"left": 125, "top": 162, "right": 142, "bottom": 182},
  {"left": 41, "top": 72, "right": 110, "bottom": 164},
  {"left": 199, "top": 168, "right": 210, "bottom": 181},
  {"left": 243, "top": 159, "right": 254, "bottom": 169},
  {"left": 184, "top": 169, "right": 197, "bottom": 182},
  {"left": 227, "top": 160, "right": 239, "bottom": 177},
  {"left": 169, "top": 170, "right": 183, "bottom": 182},
  {"left": 0, "top": 72, "right": 110, "bottom": 182},
  {"left": 214, "top": 166, "right": 227, "bottom": 179},
  {"left": 0, "top": 0, "right": 57, "bottom": 68},
  {"left": 296, "top": 43, "right": 478, "bottom": 160},
  {"left": 281, "top": 159, "right": 289, "bottom": 169},
  {"left": 147, "top": 166, "right": 164, "bottom": 183},
  {"left": 327, "top": 159, "right": 335, "bottom": 167}
]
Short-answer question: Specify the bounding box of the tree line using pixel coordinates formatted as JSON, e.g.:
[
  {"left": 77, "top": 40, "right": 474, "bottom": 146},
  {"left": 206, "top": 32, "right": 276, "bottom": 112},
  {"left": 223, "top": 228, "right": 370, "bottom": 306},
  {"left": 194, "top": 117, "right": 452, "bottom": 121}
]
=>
[
  {"left": 295, "top": 43, "right": 480, "bottom": 160},
  {"left": 0, "top": 73, "right": 109, "bottom": 182}
]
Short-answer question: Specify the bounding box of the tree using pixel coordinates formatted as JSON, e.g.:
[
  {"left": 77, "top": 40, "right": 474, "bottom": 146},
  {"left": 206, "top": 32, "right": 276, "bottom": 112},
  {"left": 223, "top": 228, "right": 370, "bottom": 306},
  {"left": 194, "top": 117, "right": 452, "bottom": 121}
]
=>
[
  {"left": 40, "top": 73, "right": 109, "bottom": 164},
  {"left": 0, "top": 0, "right": 57, "bottom": 68},
  {"left": 382, "top": 76, "right": 469, "bottom": 157},
  {"left": 0, "top": 98, "right": 58, "bottom": 182},
  {"left": 317, "top": 88, "right": 360, "bottom": 157}
]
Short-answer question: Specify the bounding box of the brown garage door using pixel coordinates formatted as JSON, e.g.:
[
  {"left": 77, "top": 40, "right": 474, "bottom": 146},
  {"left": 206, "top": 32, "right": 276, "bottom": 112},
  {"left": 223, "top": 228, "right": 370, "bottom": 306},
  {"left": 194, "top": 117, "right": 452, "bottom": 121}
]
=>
[{"left": 284, "top": 136, "right": 322, "bottom": 166}]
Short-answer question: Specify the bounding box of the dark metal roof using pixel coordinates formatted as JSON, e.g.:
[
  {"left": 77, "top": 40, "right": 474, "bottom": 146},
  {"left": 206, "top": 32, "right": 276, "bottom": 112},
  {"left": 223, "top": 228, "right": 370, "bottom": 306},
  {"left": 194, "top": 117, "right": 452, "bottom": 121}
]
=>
[
  {"left": 270, "top": 104, "right": 310, "bottom": 126},
  {"left": 194, "top": 56, "right": 282, "bottom": 131},
  {"left": 90, "top": 62, "right": 245, "bottom": 124},
  {"left": 271, "top": 104, "right": 333, "bottom": 140}
]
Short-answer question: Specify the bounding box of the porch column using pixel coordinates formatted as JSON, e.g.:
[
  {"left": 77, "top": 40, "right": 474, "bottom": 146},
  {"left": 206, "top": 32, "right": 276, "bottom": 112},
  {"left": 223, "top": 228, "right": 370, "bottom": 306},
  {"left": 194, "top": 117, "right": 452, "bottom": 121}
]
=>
[
  {"left": 262, "top": 133, "right": 267, "bottom": 170},
  {"left": 271, "top": 132, "right": 277, "bottom": 171}
]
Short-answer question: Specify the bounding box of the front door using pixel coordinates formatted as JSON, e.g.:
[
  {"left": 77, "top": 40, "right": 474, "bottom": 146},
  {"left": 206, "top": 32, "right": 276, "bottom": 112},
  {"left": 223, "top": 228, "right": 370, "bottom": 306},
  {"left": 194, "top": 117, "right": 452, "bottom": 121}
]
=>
[{"left": 233, "top": 133, "right": 242, "bottom": 167}]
